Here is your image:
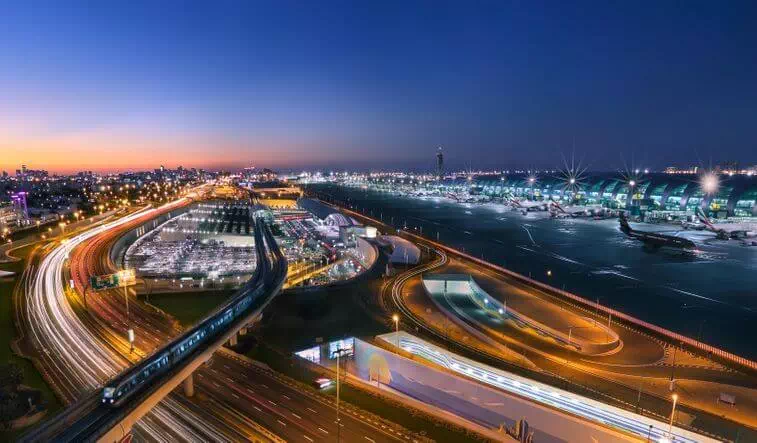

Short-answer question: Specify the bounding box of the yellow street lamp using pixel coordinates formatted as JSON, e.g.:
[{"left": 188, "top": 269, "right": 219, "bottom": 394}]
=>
[
  {"left": 392, "top": 314, "right": 400, "bottom": 347},
  {"left": 668, "top": 393, "right": 679, "bottom": 438}
]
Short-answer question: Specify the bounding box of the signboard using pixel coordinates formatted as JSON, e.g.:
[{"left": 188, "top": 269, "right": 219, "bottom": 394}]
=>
[
  {"left": 90, "top": 269, "right": 136, "bottom": 292},
  {"left": 295, "top": 346, "right": 321, "bottom": 364},
  {"left": 328, "top": 338, "right": 355, "bottom": 359}
]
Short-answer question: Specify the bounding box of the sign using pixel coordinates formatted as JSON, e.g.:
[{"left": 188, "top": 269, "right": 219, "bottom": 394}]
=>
[
  {"left": 328, "top": 338, "right": 355, "bottom": 359},
  {"left": 90, "top": 269, "right": 136, "bottom": 292}
]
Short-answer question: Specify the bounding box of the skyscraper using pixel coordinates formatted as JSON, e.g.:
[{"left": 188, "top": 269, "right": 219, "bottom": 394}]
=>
[{"left": 436, "top": 147, "right": 444, "bottom": 179}]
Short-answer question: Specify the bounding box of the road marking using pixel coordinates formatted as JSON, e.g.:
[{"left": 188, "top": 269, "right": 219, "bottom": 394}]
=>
[
  {"left": 292, "top": 412, "right": 301, "bottom": 419},
  {"left": 232, "top": 393, "right": 240, "bottom": 399},
  {"left": 225, "top": 377, "right": 233, "bottom": 382},
  {"left": 261, "top": 384, "right": 269, "bottom": 388},
  {"left": 253, "top": 406, "right": 262, "bottom": 412},
  {"left": 307, "top": 407, "right": 317, "bottom": 414},
  {"left": 246, "top": 388, "right": 255, "bottom": 394},
  {"left": 364, "top": 437, "right": 375, "bottom": 443},
  {"left": 303, "top": 436, "right": 314, "bottom": 442},
  {"left": 224, "top": 365, "right": 231, "bottom": 370},
  {"left": 282, "top": 394, "right": 291, "bottom": 400},
  {"left": 268, "top": 400, "right": 277, "bottom": 406},
  {"left": 213, "top": 382, "right": 221, "bottom": 388},
  {"left": 277, "top": 420, "right": 286, "bottom": 427},
  {"left": 318, "top": 427, "right": 329, "bottom": 434}
]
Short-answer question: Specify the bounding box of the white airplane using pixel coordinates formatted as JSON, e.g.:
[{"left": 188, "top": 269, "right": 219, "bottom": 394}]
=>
[
  {"left": 548, "top": 199, "right": 605, "bottom": 218},
  {"left": 696, "top": 207, "right": 757, "bottom": 240},
  {"left": 509, "top": 197, "right": 548, "bottom": 212}
]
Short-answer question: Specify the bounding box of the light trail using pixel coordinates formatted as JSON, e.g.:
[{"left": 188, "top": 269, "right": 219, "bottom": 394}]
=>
[
  {"left": 387, "top": 333, "right": 715, "bottom": 443},
  {"left": 24, "top": 201, "right": 230, "bottom": 441}
]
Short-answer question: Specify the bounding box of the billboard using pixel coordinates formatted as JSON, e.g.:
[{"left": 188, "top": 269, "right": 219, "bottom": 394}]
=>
[
  {"left": 295, "top": 346, "right": 321, "bottom": 364},
  {"left": 90, "top": 269, "right": 136, "bottom": 292},
  {"left": 328, "top": 338, "right": 355, "bottom": 359}
]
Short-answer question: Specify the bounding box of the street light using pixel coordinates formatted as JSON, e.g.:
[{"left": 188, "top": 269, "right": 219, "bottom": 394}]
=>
[
  {"left": 392, "top": 314, "right": 400, "bottom": 348},
  {"left": 334, "top": 347, "right": 348, "bottom": 443},
  {"left": 668, "top": 393, "right": 679, "bottom": 438}
]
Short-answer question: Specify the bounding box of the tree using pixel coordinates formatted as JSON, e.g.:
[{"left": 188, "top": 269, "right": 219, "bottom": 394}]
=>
[{"left": 0, "top": 363, "right": 23, "bottom": 393}]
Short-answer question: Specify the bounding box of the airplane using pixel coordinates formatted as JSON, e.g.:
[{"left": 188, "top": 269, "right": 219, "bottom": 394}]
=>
[
  {"left": 549, "top": 199, "right": 606, "bottom": 218},
  {"left": 696, "top": 207, "right": 757, "bottom": 240},
  {"left": 444, "top": 193, "right": 462, "bottom": 202},
  {"left": 619, "top": 213, "right": 696, "bottom": 250},
  {"left": 509, "top": 198, "right": 548, "bottom": 212}
]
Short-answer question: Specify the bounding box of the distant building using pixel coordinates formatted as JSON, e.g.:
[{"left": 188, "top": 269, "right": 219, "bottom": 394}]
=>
[
  {"left": 664, "top": 166, "right": 698, "bottom": 175},
  {"left": 436, "top": 147, "right": 444, "bottom": 179},
  {"left": 0, "top": 202, "right": 23, "bottom": 229}
]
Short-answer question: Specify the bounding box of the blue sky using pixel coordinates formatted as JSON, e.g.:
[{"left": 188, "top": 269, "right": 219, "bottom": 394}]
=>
[{"left": 1, "top": 1, "right": 756, "bottom": 172}]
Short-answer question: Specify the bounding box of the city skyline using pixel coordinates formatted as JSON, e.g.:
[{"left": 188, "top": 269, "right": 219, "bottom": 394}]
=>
[{"left": 2, "top": 1, "right": 757, "bottom": 174}]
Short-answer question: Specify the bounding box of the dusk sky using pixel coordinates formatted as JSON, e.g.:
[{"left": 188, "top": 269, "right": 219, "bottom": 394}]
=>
[{"left": 2, "top": 1, "right": 756, "bottom": 174}]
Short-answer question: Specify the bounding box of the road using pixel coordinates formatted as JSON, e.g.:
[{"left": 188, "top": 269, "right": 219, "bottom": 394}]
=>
[
  {"left": 21, "top": 192, "right": 408, "bottom": 442},
  {"left": 332, "top": 201, "right": 757, "bottom": 441},
  {"left": 0, "top": 209, "right": 118, "bottom": 263},
  {"left": 17, "top": 201, "right": 235, "bottom": 441},
  {"left": 202, "top": 351, "right": 403, "bottom": 443}
]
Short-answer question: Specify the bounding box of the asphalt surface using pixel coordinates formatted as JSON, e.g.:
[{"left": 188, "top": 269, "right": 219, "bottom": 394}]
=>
[
  {"left": 21, "top": 193, "right": 409, "bottom": 442},
  {"left": 200, "top": 353, "right": 403, "bottom": 443}
]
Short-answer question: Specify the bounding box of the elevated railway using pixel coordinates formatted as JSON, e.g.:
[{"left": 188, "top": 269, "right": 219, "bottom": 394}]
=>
[{"left": 21, "top": 217, "right": 287, "bottom": 442}]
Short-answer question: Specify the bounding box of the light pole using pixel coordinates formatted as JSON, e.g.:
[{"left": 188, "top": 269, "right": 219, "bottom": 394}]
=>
[
  {"left": 334, "top": 347, "right": 347, "bottom": 443},
  {"left": 392, "top": 314, "right": 400, "bottom": 348},
  {"left": 668, "top": 393, "right": 679, "bottom": 438}
]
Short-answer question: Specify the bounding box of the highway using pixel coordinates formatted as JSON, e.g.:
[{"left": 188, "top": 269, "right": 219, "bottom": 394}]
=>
[
  {"left": 202, "top": 350, "right": 404, "bottom": 442},
  {"left": 21, "top": 193, "right": 408, "bottom": 442},
  {"left": 334, "top": 202, "right": 757, "bottom": 440},
  {"left": 18, "top": 201, "right": 232, "bottom": 441},
  {"left": 25, "top": 215, "right": 284, "bottom": 442}
]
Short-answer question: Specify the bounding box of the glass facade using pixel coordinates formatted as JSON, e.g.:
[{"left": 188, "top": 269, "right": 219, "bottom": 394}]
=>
[
  {"left": 411, "top": 173, "right": 757, "bottom": 217},
  {"left": 665, "top": 184, "right": 688, "bottom": 211},
  {"left": 734, "top": 188, "right": 757, "bottom": 217}
]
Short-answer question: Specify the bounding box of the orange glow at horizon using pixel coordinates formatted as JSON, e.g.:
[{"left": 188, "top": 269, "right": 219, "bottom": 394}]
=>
[{"left": 0, "top": 132, "right": 333, "bottom": 174}]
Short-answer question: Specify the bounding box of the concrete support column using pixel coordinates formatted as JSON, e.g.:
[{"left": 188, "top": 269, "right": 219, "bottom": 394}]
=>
[
  {"left": 183, "top": 373, "right": 194, "bottom": 397},
  {"left": 239, "top": 326, "right": 247, "bottom": 336},
  {"left": 229, "top": 333, "right": 238, "bottom": 346}
]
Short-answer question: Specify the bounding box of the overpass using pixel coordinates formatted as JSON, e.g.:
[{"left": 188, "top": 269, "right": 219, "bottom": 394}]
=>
[{"left": 21, "top": 217, "right": 288, "bottom": 442}]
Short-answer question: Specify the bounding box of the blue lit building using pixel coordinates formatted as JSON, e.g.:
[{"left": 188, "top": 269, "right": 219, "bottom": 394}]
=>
[{"left": 435, "top": 173, "right": 757, "bottom": 218}]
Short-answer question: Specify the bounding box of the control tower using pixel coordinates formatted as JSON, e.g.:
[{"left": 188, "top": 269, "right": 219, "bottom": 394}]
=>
[{"left": 436, "top": 147, "right": 444, "bottom": 179}]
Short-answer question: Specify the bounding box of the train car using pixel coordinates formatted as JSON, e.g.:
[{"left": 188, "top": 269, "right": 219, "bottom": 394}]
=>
[
  {"left": 102, "top": 352, "right": 170, "bottom": 406},
  {"left": 101, "top": 217, "right": 281, "bottom": 409}
]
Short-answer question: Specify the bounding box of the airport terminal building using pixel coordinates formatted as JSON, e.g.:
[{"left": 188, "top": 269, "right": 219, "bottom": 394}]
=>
[{"left": 438, "top": 173, "right": 756, "bottom": 218}]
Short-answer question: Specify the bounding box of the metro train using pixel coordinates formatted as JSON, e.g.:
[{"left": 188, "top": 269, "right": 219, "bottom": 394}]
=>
[{"left": 101, "top": 218, "right": 282, "bottom": 407}]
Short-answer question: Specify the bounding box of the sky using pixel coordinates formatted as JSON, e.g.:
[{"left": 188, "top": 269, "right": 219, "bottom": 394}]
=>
[{"left": 1, "top": 1, "right": 756, "bottom": 174}]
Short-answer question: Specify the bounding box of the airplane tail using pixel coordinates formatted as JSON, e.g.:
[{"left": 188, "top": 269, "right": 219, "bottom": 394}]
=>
[
  {"left": 619, "top": 212, "right": 632, "bottom": 235},
  {"left": 695, "top": 206, "right": 715, "bottom": 229},
  {"left": 549, "top": 198, "right": 566, "bottom": 213}
]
